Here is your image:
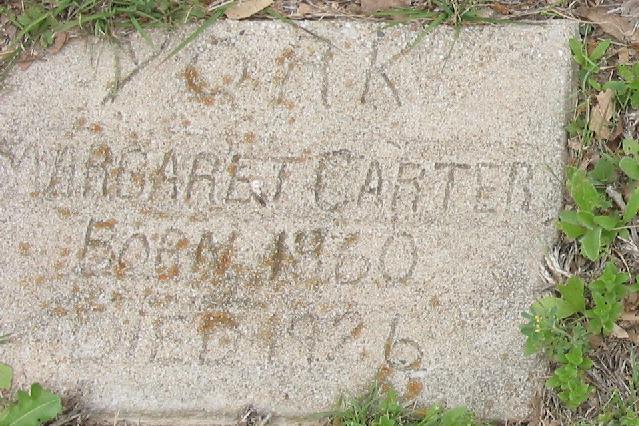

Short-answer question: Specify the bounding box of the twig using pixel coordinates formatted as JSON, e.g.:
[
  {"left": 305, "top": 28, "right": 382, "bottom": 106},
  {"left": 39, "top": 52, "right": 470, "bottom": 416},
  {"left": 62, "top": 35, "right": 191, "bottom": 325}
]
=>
[{"left": 607, "top": 185, "right": 627, "bottom": 210}]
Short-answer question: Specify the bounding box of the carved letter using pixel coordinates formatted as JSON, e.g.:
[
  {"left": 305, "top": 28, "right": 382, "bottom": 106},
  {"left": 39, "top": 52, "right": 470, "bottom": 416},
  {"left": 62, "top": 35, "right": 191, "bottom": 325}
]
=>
[
  {"left": 150, "top": 149, "right": 179, "bottom": 201},
  {"left": 315, "top": 150, "right": 353, "bottom": 212},
  {"left": 434, "top": 162, "right": 471, "bottom": 210},
  {"left": 380, "top": 232, "right": 417, "bottom": 283},
  {"left": 83, "top": 144, "right": 113, "bottom": 197},
  {"left": 117, "top": 233, "right": 150, "bottom": 277},
  {"left": 116, "top": 149, "right": 147, "bottom": 199},
  {"left": 358, "top": 160, "right": 383, "bottom": 206},
  {"left": 506, "top": 162, "right": 533, "bottom": 212},
  {"left": 474, "top": 162, "right": 500, "bottom": 213},
  {"left": 80, "top": 218, "right": 116, "bottom": 276},
  {"left": 185, "top": 152, "right": 219, "bottom": 204},
  {"left": 391, "top": 162, "right": 424, "bottom": 213},
  {"left": 156, "top": 228, "right": 186, "bottom": 281}
]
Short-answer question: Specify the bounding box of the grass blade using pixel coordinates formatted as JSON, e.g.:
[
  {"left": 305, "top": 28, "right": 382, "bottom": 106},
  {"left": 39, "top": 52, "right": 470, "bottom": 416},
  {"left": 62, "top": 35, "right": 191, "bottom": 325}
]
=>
[
  {"left": 264, "top": 7, "right": 336, "bottom": 49},
  {"left": 161, "top": 4, "right": 230, "bottom": 64},
  {"left": 130, "top": 14, "right": 154, "bottom": 48}
]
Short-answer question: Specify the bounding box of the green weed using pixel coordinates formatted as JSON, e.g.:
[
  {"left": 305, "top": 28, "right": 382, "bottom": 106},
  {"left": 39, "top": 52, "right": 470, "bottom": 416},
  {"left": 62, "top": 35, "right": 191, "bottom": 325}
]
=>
[
  {"left": 558, "top": 167, "right": 621, "bottom": 261},
  {"left": 522, "top": 264, "right": 639, "bottom": 409},
  {"left": 0, "top": 364, "right": 11, "bottom": 392},
  {"left": 327, "top": 384, "right": 483, "bottom": 426},
  {"left": 0, "top": 384, "right": 62, "bottom": 426},
  {"left": 566, "top": 37, "right": 612, "bottom": 147},
  {"left": 373, "top": 0, "right": 509, "bottom": 67},
  {"left": 0, "top": 362, "right": 62, "bottom": 426},
  {"left": 579, "top": 352, "right": 639, "bottom": 425},
  {"left": 557, "top": 136, "right": 639, "bottom": 261},
  {"left": 604, "top": 63, "right": 639, "bottom": 111},
  {"left": 375, "top": 0, "right": 506, "bottom": 27},
  {"left": 570, "top": 37, "right": 611, "bottom": 92}
]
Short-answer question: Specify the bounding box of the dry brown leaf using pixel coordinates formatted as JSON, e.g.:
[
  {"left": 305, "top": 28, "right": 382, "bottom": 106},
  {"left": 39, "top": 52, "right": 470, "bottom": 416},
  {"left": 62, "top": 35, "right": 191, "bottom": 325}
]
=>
[
  {"left": 576, "top": 6, "right": 639, "bottom": 44},
  {"left": 621, "top": 0, "right": 639, "bottom": 18},
  {"left": 589, "top": 89, "right": 616, "bottom": 139},
  {"left": 488, "top": 3, "right": 511, "bottom": 14},
  {"left": 621, "top": 312, "right": 639, "bottom": 322},
  {"left": 612, "top": 323, "right": 630, "bottom": 339},
  {"left": 361, "top": 0, "right": 409, "bottom": 13},
  {"left": 4, "top": 24, "right": 17, "bottom": 39},
  {"left": 618, "top": 46, "right": 632, "bottom": 64},
  {"left": 225, "top": 0, "right": 274, "bottom": 19},
  {"left": 48, "top": 32, "right": 68, "bottom": 55},
  {"left": 17, "top": 52, "right": 37, "bottom": 71},
  {"left": 296, "top": 2, "right": 315, "bottom": 15},
  {"left": 588, "top": 333, "right": 605, "bottom": 348},
  {"left": 610, "top": 115, "right": 625, "bottom": 141},
  {"left": 568, "top": 137, "right": 582, "bottom": 151}
]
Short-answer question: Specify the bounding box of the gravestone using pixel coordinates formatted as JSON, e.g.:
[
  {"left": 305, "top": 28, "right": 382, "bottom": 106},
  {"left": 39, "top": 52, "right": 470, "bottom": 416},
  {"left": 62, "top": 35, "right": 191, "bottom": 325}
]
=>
[{"left": 0, "top": 20, "right": 575, "bottom": 421}]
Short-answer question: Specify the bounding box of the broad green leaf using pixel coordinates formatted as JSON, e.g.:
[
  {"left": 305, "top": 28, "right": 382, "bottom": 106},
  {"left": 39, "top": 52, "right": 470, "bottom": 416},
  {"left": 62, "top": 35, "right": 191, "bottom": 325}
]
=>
[
  {"left": 0, "top": 383, "right": 62, "bottom": 426},
  {"left": 569, "top": 38, "right": 587, "bottom": 67},
  {"left": 559, "top": 210, "right": 581, "bottom": 225},
  {"left": 590, "top": 155, "right": 617, "bottom": 183},
  {"left": 593, "top": 215, "right": 619, "bottom": 230},
  {"left": 565, "top": 346, "right": 584, "bottom": 366},
  {"left": 558, "top": 277, "right": 586, "bottom": 314},
  {"left": 624, "top": 187, "right": 639, "bottom": 222},
  {"left": 621, "top": 138, "right": 639, "bottom": 155},
  {"left": 546, "top": 372, "right": 561, "bottom": 389},
  {"left": 619, "top": 64, "right": 635, "bottom": 82},
  {"left": 581, "top": 226, "right": 602, "bottom": 261},
  {"left": 602, "top": 261, "right": 620, "bottom": 281},
  {"left": 601, "top": 228, "right": 618, "bottom": 247},
  {"left": 532, "top": 296, "right": 576, "bottom": 319},
  {"left": 568, "top": 168, "right": 605, "bottom": 212},
  {"left": 558, "top": 220, "right": 586, "bottom": 239},
  {"left": 0, "top": 363, "right": 12, "bottom": 390},
  {"left": 620, "top": 157, "right": 639, "bottom": 180},
  {"left": 623, "top": 138, "right": 639, "bottom": 155},
  {"left": 588, "top": 78, "right": 602, "bottom": 91},
  {"left": 590, "top": 39, "right": 611, "bottom": 62},
  {"left": 576, "top": 211, "right": 596, "bottom": 229},
  {"left": 558, "top": 211, "right": 587, "bottom": 238},
  {"left": 603, "top": 80, "right": 629, "bottom": 92}
]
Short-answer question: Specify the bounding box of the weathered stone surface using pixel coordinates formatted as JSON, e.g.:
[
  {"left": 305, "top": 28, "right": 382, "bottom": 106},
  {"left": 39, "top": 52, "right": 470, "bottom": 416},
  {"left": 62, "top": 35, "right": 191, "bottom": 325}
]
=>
[{"left": 0, "top": 20, "right": 575, "bottom": 420}]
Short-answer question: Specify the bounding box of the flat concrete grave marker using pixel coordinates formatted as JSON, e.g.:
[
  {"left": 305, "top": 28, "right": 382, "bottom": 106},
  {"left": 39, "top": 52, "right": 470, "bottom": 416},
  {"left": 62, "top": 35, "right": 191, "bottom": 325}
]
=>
[{"left": 0, "top": 21, "right": 575, "bottom": 421}]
